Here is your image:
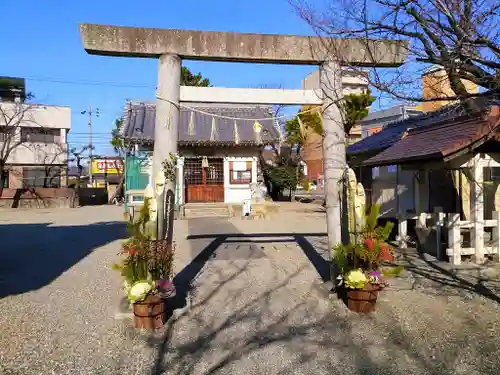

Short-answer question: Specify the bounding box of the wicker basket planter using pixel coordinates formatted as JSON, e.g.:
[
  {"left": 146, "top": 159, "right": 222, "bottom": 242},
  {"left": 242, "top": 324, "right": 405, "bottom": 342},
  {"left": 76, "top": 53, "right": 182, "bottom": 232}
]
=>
[
  {"left": 344, "top": 284, "right": 380, "bottom": 313},
  {"left": 132, "top": 295, "right": 165, "bottom": 330}
]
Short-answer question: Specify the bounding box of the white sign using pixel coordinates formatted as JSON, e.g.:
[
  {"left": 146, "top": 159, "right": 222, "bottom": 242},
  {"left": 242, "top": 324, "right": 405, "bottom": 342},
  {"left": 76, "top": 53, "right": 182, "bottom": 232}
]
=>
[
  {"left": 233, "top": 161, "right": 247, "bottom": 171},
  {"left": 242, "top": 199, "right": 252, "bottom": 216}
]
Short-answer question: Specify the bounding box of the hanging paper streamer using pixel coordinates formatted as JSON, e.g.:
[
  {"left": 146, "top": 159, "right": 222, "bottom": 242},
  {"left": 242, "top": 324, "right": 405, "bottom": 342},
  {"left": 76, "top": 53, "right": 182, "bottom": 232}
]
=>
[
  {"left": 297, "top": 115, "right": 306, "bottom": 138},
  {"left": 233, "top": 120, "right": 240, "bottom": 145},
  {"left": 188, "top": 111, "right": 196, "bottom": 136},
  {"left": 210, "top": 116, "right": 218, "bottom": 141},
  {"left": 253, "top": 121, "right": 263, "bottom": 144},
  {"left": 202, "top": 156, "right": 209, "bottom": 168}
]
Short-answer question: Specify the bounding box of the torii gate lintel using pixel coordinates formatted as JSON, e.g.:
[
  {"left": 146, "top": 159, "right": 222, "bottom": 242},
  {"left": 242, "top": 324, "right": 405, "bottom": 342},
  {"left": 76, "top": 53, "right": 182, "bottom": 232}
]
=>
[{"left": 79, "top": 23, "right": 406, "bottom": 67}]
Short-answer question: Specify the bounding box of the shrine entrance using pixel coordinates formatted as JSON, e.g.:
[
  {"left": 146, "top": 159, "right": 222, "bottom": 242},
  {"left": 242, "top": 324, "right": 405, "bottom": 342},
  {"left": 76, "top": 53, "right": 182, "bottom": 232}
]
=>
[
  {"left": 184, "top": 158, "right": 224, "bottom": 203},
  {"left": 78, "top": 22, "right": 406, "bottom": 244}
]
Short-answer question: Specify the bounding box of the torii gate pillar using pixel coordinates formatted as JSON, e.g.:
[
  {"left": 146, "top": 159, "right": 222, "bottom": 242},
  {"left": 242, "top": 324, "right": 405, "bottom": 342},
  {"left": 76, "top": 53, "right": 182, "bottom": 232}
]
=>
[
  {"left": 320, "top": 60, "right": 347, "bottom": 247},
  {"left": 154, "top": 54, "right": 180, "bottom": 239}
]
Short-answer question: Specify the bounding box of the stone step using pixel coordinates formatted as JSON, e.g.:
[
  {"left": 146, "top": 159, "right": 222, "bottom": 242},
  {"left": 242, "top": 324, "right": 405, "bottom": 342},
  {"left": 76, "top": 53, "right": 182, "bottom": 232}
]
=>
[
  {"left": 184, "top": 209, "right": 230, "bottom": 218},
  {"left": 183, "top": 204, "right": 230, "bottom": 218}
]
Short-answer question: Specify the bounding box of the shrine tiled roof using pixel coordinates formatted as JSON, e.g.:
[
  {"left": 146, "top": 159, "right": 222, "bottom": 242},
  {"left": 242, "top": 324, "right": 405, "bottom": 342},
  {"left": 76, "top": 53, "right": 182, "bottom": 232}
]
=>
[
  {"left": 347, "top": 97, "right": 500, "bottom": 158},
  {"left": 121, "top": 102, "right": 281, "bottom": 146},
  {"left": 363, "top": 104, "right": 500, "bottom": 166}
]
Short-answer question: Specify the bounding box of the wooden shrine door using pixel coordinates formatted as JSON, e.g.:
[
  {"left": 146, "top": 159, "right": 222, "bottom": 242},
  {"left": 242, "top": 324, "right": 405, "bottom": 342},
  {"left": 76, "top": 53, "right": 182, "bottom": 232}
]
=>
[{"left": 184, "top": 158, "right": 224, "bottom": 203}]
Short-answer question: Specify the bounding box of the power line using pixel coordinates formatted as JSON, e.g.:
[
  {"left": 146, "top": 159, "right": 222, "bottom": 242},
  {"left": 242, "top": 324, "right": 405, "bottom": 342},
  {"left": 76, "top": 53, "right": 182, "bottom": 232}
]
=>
[
  {"left": 68, "top": 137, "right": 111, "bottom": 139},
  {"left": 69, "top": 134, "right": 112, "bottom": 138},
  {"left": 25, "top": 76, "right": 156, "bottom": 88},
  {"left": 69, "top": 134, "right": 109, "bottom": 136}
]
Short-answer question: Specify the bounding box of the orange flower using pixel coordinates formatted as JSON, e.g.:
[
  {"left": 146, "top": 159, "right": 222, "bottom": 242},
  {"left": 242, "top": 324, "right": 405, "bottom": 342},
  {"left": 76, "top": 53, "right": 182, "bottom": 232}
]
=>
[
  {"left": 364, "top": 237, "right": 375, "bottom": 250},
  {"left": 379, "top": 245, "right": 393, "bottom": 263}
]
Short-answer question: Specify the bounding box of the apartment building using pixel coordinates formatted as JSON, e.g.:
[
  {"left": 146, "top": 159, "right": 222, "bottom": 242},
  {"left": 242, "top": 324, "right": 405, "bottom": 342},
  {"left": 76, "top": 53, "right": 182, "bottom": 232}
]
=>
[
  {"left": 0, "top": 77, "right": 71, "bottom": 188},
  {"left": 300, "top": 68, "right": 370, "bottom": 180}
]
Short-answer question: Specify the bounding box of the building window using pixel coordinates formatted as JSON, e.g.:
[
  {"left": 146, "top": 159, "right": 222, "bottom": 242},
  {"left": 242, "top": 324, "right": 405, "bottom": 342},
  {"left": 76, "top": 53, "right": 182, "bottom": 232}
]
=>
[
  {"left": 491, "top": 167, "right": 500, "bottom": 180},
  {"left": 0, "top": 127, "right": 13, "bottom": 142},
  {"left": 485, "top": 167, "right": 500, "bottom": 181},
  {"left": 21, "top": 127, "right": 60, "bottom": 143},
  {"left": 230, "top": 170, "right": 252, "bottom": 184},
  {"left": 23, "top": 166, "right": 61, "bottom": 188},
  {"left": 184, "top": 158, "right": 224, "bottom": 185},
  {"left": 1, "top": 171, "right": 8, "bottom": 188},
  {"left": 184, "top": 159, "right": 203, "bottom": 185},
  {"left": 230, "top": 160, "right": 252, "bottom": 184},
  {"left": 206, "top": 160, "right": 223, "bottom": 185},
  {"left": 387, "top": 165, "right": 397, "bottom": 173}
]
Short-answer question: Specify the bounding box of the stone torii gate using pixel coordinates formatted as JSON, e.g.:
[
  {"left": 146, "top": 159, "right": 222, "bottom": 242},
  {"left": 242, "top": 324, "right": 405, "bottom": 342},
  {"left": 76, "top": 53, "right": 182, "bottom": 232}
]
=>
[{"left": 78, "top": 23, "right": 407, "bottom": 249}]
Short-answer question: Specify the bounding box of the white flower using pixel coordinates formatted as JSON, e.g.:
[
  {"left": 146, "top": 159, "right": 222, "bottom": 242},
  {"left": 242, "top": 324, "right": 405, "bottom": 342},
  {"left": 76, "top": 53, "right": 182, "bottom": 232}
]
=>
[{"left": 128, "top": 280, "right": 154, "bottom": 303}]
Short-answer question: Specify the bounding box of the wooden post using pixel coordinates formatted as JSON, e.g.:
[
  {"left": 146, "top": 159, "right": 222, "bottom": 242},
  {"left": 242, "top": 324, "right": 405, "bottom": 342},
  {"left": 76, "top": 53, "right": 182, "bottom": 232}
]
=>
[
  {"left": 471, "top": 159, "right": 485, "bottom": 263},
  {"left": 397, "top": 213, "right": 407, "bottom": 249},
  {"left": 154, "top": 54, "right": 181, "bottom": 240},
  {"left": 176, "top": 156, "right": 185, "bottom": 209},
  {"left": 414, "top": 171, "right": 420, "bottom": 214},
  {"left": 418, "top": 212, "right": 427, "bottom": 229},
  {"left": 434, "top": 206, "right": 444, "bottom": 260},
  {"left": 492, "top": 211, "right": 500, "bottom": 262},
  {"left": 396, "top": 165, "right": 400, "bottom": 216},
  {"left": 448, "top": 213, "right": 461, "bottom": 265}
]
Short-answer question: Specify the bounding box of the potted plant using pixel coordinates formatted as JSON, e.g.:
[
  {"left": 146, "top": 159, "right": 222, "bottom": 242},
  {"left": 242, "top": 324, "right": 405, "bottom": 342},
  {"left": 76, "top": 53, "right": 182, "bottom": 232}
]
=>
[
  {"left": 334, "top": 204, "right": 402, "bottom": 313},
  {"left": 112, "top": 198, "right": 175, "bottom": 330}
]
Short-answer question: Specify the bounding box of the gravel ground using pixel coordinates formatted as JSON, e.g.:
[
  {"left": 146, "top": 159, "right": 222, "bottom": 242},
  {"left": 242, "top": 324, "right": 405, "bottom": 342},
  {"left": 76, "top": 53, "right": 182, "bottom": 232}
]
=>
[{"left": 1, "top": 205, "right": 500, "bottom": 375}]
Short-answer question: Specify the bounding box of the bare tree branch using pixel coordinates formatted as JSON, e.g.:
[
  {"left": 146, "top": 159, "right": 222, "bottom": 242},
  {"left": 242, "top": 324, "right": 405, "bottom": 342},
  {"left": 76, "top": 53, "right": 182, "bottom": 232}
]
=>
[{"left": 289, "top": 0, "right": 500, "bottom": 104}]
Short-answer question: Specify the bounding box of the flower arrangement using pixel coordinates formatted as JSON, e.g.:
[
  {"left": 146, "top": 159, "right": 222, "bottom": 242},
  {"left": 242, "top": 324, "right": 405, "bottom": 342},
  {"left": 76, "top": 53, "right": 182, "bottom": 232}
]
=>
[
  {"left": 113, "top": 198, "right": 176, "bottom": 303},
  {"left": 334, "top": 204, "right": 402, "bottom": 291},
  {"left": 162, "top": 153, "right": 178, "bottom": 183}
]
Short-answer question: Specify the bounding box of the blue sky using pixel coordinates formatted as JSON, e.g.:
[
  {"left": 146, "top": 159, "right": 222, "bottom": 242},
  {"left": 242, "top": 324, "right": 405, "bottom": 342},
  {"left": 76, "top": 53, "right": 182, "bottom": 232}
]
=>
[{"left": 0, "top": 0, "right": 387, "bottom": 156}]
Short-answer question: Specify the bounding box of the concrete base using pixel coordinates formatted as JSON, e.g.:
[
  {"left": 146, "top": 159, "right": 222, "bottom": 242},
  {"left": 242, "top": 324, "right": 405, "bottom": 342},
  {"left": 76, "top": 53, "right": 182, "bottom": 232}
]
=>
[
  {"left": 230, "top": 202, "right": 280, "bottom": 219},
  {"left": 180, "top": 202, "right": 281, "bottom": 220},
  {"left": 182, "top": 203, "right": 231, "bottom": 219}
]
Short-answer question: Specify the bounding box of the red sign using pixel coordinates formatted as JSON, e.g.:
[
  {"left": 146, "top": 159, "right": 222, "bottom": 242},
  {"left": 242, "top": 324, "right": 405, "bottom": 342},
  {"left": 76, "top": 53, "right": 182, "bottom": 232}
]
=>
[{"left": 92, "top": 159, "right": 123, "bottom": 174}]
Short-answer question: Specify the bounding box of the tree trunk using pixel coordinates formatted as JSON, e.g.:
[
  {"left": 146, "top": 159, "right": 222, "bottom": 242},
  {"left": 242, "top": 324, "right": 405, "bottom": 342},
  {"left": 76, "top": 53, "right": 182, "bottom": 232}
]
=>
[
  {"left": 0, "top": 162, "right": 5, "bottom": 199},
  {"left": 109, "top": 173, "right": 125, "bottom": 204},
  {"left": 295, "top": 144, "right": 302, "bottom": 183}
]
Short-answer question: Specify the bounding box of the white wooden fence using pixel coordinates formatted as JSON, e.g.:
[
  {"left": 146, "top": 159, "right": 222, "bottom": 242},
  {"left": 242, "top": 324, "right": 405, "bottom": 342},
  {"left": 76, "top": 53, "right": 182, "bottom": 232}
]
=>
[
  {"left": 446, "top": 211, "right": 500, "bottom": 265},
  {"left": 397, "top": 210, "right": 500, "bottom": 265}
]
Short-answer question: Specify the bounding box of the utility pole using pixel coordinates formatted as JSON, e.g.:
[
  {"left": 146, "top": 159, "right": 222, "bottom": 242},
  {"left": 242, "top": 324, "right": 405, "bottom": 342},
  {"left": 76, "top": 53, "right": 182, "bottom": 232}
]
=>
[
  {"left": 88, "top": 104, "right": 93, "bottom": 186},
  {"left": 81, "top": 105, "right": 99, "bottom": 187}
]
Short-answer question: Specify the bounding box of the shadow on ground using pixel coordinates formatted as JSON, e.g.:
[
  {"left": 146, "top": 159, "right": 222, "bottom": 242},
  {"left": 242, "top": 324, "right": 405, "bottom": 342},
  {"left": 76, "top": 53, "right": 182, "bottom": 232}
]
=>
[
  {"left": 399, "top": 247, "right": 500, "bottom": 304},
  {"left": 142, "top": 224, "right": 500, "bottom": 375},
  {"left": 150, "top": 222, "right": 340, "bottom": 375},
  {"left": 0, "top": 221, "right": 126, "bottom": 298}
]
